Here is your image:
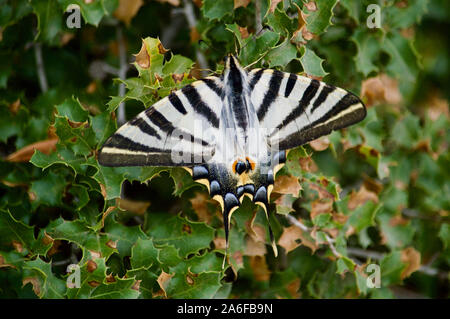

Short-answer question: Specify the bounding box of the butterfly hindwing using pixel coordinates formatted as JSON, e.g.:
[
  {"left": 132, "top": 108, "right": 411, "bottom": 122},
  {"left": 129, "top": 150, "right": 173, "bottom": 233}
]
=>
[
  {"left": 248, "top": 69, "right": 366, "bottom": 150},
  {"left": 98, "top": 76, "right": 224, "bottom": 167}
]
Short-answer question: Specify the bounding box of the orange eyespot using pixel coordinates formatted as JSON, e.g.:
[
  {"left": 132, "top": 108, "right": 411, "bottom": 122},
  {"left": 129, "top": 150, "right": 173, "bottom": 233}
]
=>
[
  {"left": 232, "top": 160, "right": 238, "bottom": 174},
  {"left": 246, "top": 157, "right": 255, "bottom": 171}
]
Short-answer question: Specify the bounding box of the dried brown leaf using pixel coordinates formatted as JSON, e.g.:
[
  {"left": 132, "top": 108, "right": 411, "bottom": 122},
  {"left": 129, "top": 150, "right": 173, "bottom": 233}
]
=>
[
  {"left": 309, "top": 182, "right": 334, "bottom": 199},
  {"left": 299, "top": 157, "right": 318, "bottom": 172},
  {"left": 114, "top": 0, "right": 143, "bottom": 25},
  {"left": 244, "top": 235, "right": 267, "bottom": 256},
  {"left": 8, "top": 99, "right": 21, "bottom": 114},
  {"left": 310, "top": 198, "right": 333, "bottom": 219},
  {"left": 239, "top": 26, "right": 249, "bottom": 39},
  {"left": 155, "top": 0, "right": 180, "bottom": 6},
  {"left": 401, "top": 247, "right": 421, "bottom": 279},
  {"left": 361, "top": 74, "right": 402, "bottom": 107},
  {"left": 6, "top": 138, "right": 58, "bottom": 163},
  {"left": 347, "top": 185, "right": 378, "bottom": 210},
  {"left": 234, "top": 0, "right": 251, "bottom": 9},
  {"left": 213, "top": 237, "right": 226, "bottom": 250},
  {"left": 87, "top": 260, "right": 97, "bottom": 273},
  {"left": 304, "top": 1, "right": 317, "bottom": 11},
  {"left": 286, "top": 278, "right": 301, "bottom": 298},
  {"left": 116, "top": 198, "right": 150, "bottom": 215},
  {"left": 278, "top": 223, "right": 318, "bottom": 253},
  {"left": 157, "top": 271, "right": 173, "bottom": 298},
  {"left": 134, "top": 41, "right": 150, "bottom": 69},
  {"left": 272, "top": 175, "right": 301, "bottom": 196},
  {"left": 249, "top": 256, "right": 271, "bottom": 281},
  {"left": 309, "top": 136, "right": 330, "bottom": 151},
  {"left": 269, "top": 0, "right": 283, "bottom": 13},
  {"left": 190, "top": 192, "right": 219, "bottom": 223},
  {"left": 22, "top": 277, "right": 41, "bottom": 296}
]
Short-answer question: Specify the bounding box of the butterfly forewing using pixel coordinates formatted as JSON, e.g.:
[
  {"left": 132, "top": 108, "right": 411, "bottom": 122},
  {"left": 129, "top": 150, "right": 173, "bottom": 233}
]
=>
[
  {"left": 248, "top": 69, "right": 366, "bottom": 150},
  {"left": 98, "top": 76, "right": 224, "bottom": 167}
]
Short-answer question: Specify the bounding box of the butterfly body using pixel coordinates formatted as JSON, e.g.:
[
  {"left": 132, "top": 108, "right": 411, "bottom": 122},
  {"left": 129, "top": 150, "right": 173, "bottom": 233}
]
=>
[{"left": 98, "top": 54, "right": 366, "bottom": 264}]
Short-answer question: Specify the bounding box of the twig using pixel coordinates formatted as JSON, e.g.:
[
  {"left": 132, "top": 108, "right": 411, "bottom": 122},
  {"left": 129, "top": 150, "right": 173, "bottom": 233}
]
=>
[
  {"left": 255, "top": 0, "right": 263, "bottom": 32},
  {"left": 183, "top": 0, "right": 208, "bottom": 77},
  {"left": 161, "top": 9, "right": 186, "bottom": 48},
  {"left": 116, "top": 25, "right": 127, "bottom": 126},
  {"left": 347, "top": 247, "right": 448, "bottom": 278},
  {"left": 285, "top": 214, "right": 341, "bottom": 258},
  {"left": 34, "top": 42, "right": 48, "bottom": 93}
]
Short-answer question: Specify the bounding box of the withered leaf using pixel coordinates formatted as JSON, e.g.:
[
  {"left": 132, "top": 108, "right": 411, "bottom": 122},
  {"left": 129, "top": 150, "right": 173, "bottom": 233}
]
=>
[
  {"left": 134, "top": 41, "right": 150, "bottom": 69},
  {"left": 6, "top": 138, "right": 58, "bottom": 163},
  {"left": 114, "top": 0, "right": 144, "bottom": 25},
  {"left": 400, "top": 247, "right": 421, "bottom": 279},
  {"left": 249, "top": 256, "right": 271, "bottom": 281}
]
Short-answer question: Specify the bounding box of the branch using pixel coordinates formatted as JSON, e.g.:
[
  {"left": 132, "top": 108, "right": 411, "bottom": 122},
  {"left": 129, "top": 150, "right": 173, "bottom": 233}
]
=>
[
  {"left": 285, "top": 214, "right": 341, "bottom": 258},
  {"left": 183, "top": 0, "right": 208, "bottom": 77},
  {"left": 255, "top": 0, "right": 263, "bottom": 32},
  {"left": 34, "top": 42, "right": 48, "bottom": 93},
  {"left": 116, "top": 25, "right": 127, "bottom": 126},
  {"left": 347, "top": 247, "right": 448, "bottom": 278}
]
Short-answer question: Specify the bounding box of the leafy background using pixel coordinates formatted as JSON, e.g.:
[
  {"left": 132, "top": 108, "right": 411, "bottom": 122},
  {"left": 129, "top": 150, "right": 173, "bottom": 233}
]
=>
[{"left": 0, "top": 0, "right": 448, "bottom": 299}]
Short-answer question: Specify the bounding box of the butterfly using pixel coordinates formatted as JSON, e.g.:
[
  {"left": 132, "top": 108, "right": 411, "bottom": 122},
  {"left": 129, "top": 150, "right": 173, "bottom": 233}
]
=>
[{"left": 98, "top": 54, "right": 366, "bottom": 266}]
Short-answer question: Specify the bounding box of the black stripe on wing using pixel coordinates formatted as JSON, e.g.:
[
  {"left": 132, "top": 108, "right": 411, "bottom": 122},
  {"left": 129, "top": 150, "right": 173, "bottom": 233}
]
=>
[
  {"left": 102, "top": 133, "right": 166, "bottom": 153},
  {"left": 181, "top": 85, "right": 220, "bottom": 128},
  {"left": 128, "top": 116, "right": 162, "bottom": 140},
  {"left": 284, "top": 73, "right": 297, "bottom": 97},
  {"left": 310, "top": 84, "right": 336, "bottom": 113},
  {"left": 277, "top": 92, "right": 366, "bottom": 150},
  {"left": 168, "top": 93, "right": 187, "bottom": 115},
  {"left": 275, "top": 79, "right": 320, "bottom": 131},
  {"left": 257, "top": 70, "right": 284, "bottom": 121},
  {"left": 202, "top": 78, "right": 224, "bottom": 97},
  {"left": 249, "top": 69, "right": 264, "bottom": 91},
  {"left": 144, "top": 108, "right": 210, "bottom": 146}
]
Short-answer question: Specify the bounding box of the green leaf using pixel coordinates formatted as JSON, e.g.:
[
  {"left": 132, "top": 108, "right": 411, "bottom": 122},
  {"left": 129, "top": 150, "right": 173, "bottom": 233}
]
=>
[
  {"left": 265, "top": 38, "right": 298, "bottom": 68},
  {"left": 46, "top": 218, "right": 117, "bottom": 261},
  {"left": 0, "top": 209, "right": 50, "bottom": 255},
  {"left": 347, "top": 201, "right": 381, "bottom": 233},
  {"left": 162, "top": 55, "right": 195, "bottom": 75},
  {"left": 165, "top": 253, "right": 222, "bottom": 298},
  {"left": 31, "top": 0, "right": 63, "bottom": 44},
  {"left": 299, "top": 47, "right": 328, "bottom": 77},
  {"left": 30, "top": 147, "right": 88, "bottom": 176},
  {"left": 380, "top": 251, "right": 405, "bottom": 286},
  {"left": 352, "top": 28, "right": 382, "bottom": 76},
  {"left": 23, "top": 258, "right": 66, "bottom": 298},
  {"left": 65, "top": 257, "right": 108, "bottom": 299},
  {"left": 304, "top": 0, "right": 338, "bottom": 35},
  {"left": 383, "top": 32, "right": 420, "bottom": 92},
  {"left": 385, "top": 0, "right": 429, "bottom": 29},
  {"left": 438, "top": 224, "right": 450, "bottom": 250},
  {"left": 89, "top": 277, "right": 140, "bottom": 299},
  {"left": 58, "top": 0, "right": 117, "bottom": 26},
  {"left": 202, "top": 0, "right": 234, "bottom": 21},
  {"left": 56, "top": 97, "right": 89, "bottom": 123},
  {"left": 30, "top": 170, "right": 66, "bottom": 207},
  {"left": 104, "top": 221, "right": 148, "bottom": 258},
  {"left": 146, "top": 213, "right": 215, "bottom": 258},
  {"left": 130, "top": 238, "right": 159, "bottom": 269},
  {"left": 265, "top": 8, "right": 294, "bottom": 37}
]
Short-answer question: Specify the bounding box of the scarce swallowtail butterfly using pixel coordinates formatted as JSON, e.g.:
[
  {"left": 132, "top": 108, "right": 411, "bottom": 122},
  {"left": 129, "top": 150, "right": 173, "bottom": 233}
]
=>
[{"left": 98, "top": 54, "right": 366, "bottom": 267}]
